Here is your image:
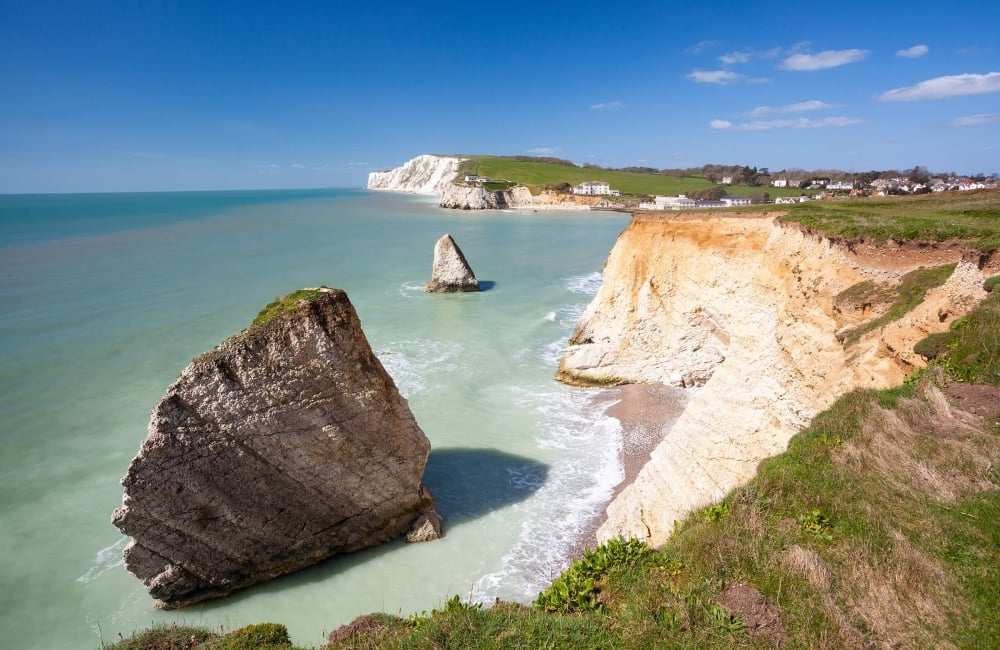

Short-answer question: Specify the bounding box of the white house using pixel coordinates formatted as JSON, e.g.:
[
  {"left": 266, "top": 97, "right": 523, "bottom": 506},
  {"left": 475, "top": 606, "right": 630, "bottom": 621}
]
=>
[
  {"left": 827, "top": 181, "right": 854, "bottom": 191},
  {"left": 774, "top": 196, "right": 798, "bottom": 204},
  {"left": 573, "top": 181, "right": 620, "bottom": 196},
  {"left": 772, "top": 179, "right": 788, "bottom": 188},
  {"left": 721, "top": 195, "right": 752, "bottom": 207},
  {"left": 721, "top": 176, "right": 733, "bottom": 185}
]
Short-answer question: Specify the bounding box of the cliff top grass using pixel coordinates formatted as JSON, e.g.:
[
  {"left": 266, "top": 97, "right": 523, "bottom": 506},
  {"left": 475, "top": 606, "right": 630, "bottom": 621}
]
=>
[
  {"left": 779, "top": 189, "right": 1000, "bottom": 250},
  {"left": 251, "top": 287, "right": 332, "bottom": 328},
  {"left": 107, "top": 281, "right": 1000, "bottom": 649}
]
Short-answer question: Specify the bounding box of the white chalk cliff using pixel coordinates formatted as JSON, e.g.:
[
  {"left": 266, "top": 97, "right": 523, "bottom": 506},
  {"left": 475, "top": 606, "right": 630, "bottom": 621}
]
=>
[
  {"left": 367, "top": 154, "right": 464, "bottom": 195},
  {"left": 368, "top": 154, "right": 607, "bottom": 210},
  {"left": 558, "top": 212, "right": 991, "bottom": 546}
]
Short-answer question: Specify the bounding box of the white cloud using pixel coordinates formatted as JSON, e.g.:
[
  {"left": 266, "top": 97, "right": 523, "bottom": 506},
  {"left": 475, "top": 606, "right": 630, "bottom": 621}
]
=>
[
  {"left": 745, "top": 100, "right": 836, "bottom": 117},
  {"left": 710, "top": 116, "right": 862, "bottom": 130},
  {"left": 688, "top": 69, "right": 741, "bottom": 84},
  {"left": 526, "top": 147, "right": 558, "bottom": 155},
  {"left": 290, "top": 163, "right": 306, "bottom": 169},
  {"left": 896, "top": 44, "right": 929, "bottom": 58},
  {"left": 590, "top": 101, "right": 624, "bottom": 111},
  {"left": 780, "top": 49, "right": 869, "bottom": 71},
  {"left": 948, "top": 113, "right": 1000, "bottom": 126},
  {"left": 719, "top": 50, "right": 751, "bottom": 65},
  {"left": 878, "top": 72, "right": 1000, "bottom": 101}
]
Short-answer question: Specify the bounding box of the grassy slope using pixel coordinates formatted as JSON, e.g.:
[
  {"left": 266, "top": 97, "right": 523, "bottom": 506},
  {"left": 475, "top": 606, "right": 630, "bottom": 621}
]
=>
[
  {"left": 105, "top": 191, "right": 1000, "bottom": 650},
  {"left": 460, "top": 156, "right": 808, "bottom": 197}
]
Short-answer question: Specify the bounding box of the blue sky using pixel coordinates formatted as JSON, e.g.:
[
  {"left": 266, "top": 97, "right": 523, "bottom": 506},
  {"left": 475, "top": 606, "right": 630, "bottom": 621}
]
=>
[{"left": 1, "top": 0, "right": 997, "bottom": 193}]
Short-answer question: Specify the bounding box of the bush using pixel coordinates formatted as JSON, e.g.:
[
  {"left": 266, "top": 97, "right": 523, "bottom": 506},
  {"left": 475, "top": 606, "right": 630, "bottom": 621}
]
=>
[{"left": 207, "top": 623, "right": 291, "bottom": 650}]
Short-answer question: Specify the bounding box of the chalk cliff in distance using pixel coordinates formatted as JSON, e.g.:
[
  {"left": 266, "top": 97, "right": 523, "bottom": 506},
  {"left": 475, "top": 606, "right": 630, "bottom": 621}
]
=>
[
  {"left": 558, "top": 212, "right": 990, "bottom": 546},
  {"left": 369, "top": 154, "right": 610, "bottom": 210},
  {"left": 112, "top": 288, "right": 438, "bottom": 608},
  {"left": 367, "top": 154, "right": 464, "bottom": 195}
]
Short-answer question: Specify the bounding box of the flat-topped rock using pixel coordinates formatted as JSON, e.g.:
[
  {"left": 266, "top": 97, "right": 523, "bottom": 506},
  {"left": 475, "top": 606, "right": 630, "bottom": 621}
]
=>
[
  {"left": 425, "top": 234, "right": 480, "bottom": 293},
  {"left": 112, "top": 287, "right": 438, "bottom": 608}
]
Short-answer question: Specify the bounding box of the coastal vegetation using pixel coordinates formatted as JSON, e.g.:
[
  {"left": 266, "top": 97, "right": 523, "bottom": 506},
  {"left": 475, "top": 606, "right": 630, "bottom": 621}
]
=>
[
  {"left": 105, "top": 192, "right": 1000, "bottom": 649},
  {"left": 251, "top": 287, "right": 331, "bottom": 327},
  {"left": 780, "top": 189, "right": 1000, "bottom": 248}
]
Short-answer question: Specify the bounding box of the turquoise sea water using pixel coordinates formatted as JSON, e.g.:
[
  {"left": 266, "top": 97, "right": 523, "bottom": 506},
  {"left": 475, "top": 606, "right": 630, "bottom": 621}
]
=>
[{"left": 0, "top": 189, "right": 635, "bottom": 648}]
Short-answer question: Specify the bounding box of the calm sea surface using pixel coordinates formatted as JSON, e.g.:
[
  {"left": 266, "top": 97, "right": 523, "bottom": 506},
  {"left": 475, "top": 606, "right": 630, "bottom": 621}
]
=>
[{"left": 0, "top": 188, "right": 635, "bottom": 648}]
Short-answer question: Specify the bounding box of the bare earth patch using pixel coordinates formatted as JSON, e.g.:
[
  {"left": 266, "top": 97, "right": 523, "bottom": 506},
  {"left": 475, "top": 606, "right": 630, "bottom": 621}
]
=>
[
  {"left": 327, "top": 614, "right": 391, "bottom": 645},
  {"left": 717, "top": 582, "right": 789, "bottom": 646},
  {"left": 944, "top": 382, "right": 1000, "bottom": 421}
]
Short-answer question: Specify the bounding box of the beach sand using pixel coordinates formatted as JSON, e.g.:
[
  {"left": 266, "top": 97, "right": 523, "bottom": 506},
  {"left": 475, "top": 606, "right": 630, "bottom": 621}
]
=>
[{"left": 572, "top": 383, "right": 690, "bottom": 551}]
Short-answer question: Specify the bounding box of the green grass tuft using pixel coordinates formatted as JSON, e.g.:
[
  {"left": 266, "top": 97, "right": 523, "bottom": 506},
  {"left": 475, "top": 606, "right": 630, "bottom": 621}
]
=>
[{"left": 252, "top": 288, "right": 330, "bottom": 328}]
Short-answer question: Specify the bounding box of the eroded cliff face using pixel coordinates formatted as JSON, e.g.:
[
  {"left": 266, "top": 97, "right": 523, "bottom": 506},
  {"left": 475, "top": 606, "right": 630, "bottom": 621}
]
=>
[
  {"left": 367, "top": 154, "right": 463, "bottom": 195},
  {"left": 112, "top": 288, "right": 436, "bottom": 608},
  {"left": 558, "top": 213, "right": 987, "bottom": 545}
]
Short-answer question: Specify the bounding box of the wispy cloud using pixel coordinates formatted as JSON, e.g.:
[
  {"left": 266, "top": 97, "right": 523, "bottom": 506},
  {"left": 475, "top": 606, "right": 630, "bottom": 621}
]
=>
[
  {"left": 719, "top": 50, "right": 750, "bottom": 65},
  {"left": 780, "top": 48, "right": 869, "bottom": 71},
  {"left": 590, "top": 101, "right": 624, "bottom": 111},
  {"left": 948, "top": 112, "right": 1000, "bottom": 127},
  {"left": 710, "top": 116, "right": 862, "bottom": 130},
  {"left": 744, "top": 100, "right": 837, "bottom": 117},
  {"left": 688, "top": 69, "right": 741, "bottom": 84},
  {"left": 526, "top": 147, "right": 558, "bottom": 155},
  {"left": 878, "top": 72, "right": 1000, "bottom": 101},
  {"left": 896, "top": 44, "right": 929, "bottom": 58},
  {"left": 686, "top": 40, "right": 719, "bottom": 55}
]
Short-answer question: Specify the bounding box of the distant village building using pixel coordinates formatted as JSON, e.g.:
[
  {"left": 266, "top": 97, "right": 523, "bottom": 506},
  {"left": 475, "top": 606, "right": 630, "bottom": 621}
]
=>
[
  {"left": 464, "top": 175, "right": 492, "bottom": 183},
  {"left": 827, "top": 181, "right": 854, "bottom": 191},
  {"left": 640, "top": 194, "right": 751, "bottom": 210},
  {"left": 772, "top": 179, "right": 788, "bottom": 188},
  {"left": 573, "top": 181, "right": 620, "bottom": 196},
  {"left": 721, "top": 176, "right": 733, "bottom": 185}
]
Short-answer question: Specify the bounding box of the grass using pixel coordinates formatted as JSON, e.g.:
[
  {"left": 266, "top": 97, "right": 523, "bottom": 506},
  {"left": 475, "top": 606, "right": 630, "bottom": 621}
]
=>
[
  {"left": 251, "top": 288, "right": 331, "bottom": 328},
  {"left": 913, "top": 277, "right": 1000, "bottom": 385},
  {"left": 836, "top": 263, "right": 957, "bottom": 346},
  {"left": 779, "top": 189, "right": 1000, "bottom": 248}
]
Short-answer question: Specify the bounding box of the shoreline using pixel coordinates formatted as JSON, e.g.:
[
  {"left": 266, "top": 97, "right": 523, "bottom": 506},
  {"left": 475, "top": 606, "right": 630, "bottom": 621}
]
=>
[{"left": 571, "top": 383, "right": 691, "bottom": 553}]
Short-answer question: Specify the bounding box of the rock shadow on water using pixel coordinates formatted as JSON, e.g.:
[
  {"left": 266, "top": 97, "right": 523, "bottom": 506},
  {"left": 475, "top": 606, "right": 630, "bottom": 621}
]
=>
[
  {"left": 477, "top": 280, "right": 496, "bottom": 291},
  {"left": 422, "top": 447, "right": 548, "bottom": 524},
  {"left": 190, "top": 448, "right": 547, "bottom": 606}
]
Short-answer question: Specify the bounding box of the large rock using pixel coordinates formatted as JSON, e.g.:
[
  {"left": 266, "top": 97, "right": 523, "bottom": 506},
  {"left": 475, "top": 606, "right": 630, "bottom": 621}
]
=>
[
  {"left": 425, "top": 234, "right": 480, "bottom": 293},
  {"left": 112, "top": 288, "right": 438, "bottom": 608}
]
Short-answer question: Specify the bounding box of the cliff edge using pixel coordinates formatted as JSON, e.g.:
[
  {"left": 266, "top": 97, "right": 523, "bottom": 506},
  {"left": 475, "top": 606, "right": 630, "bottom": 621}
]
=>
[
  {"left": 112, "top": 288, "right": 436, "bottom": 608},
  {"left": 558, "top": 212, "right": 988, "bottom": 545},
  {"left": 367, "top": 154, "right": 463, "bottom": 195}
]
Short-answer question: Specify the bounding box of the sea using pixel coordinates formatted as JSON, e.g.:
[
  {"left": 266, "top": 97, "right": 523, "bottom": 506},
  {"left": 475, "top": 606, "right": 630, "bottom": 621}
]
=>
[{"left": 0, "top": 188, "right": 637, "bottom": 648}]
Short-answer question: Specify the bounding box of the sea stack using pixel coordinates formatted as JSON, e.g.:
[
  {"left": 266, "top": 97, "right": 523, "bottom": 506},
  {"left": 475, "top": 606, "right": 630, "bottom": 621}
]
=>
[
  {"left": 111, "top": 287, "right": 440, "bottom": 608},
  {"left": 425, "top": 234, "right": 480, "bottom": 292}
]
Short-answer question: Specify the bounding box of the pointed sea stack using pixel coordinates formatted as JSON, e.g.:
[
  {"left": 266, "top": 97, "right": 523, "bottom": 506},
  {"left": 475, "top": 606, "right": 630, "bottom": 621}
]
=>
[
  {"left": 425, "top": 234, "right": 480, "bottom": 292},
  {"left": 112, "top": 287, "right": 439, "bottom": 608}
]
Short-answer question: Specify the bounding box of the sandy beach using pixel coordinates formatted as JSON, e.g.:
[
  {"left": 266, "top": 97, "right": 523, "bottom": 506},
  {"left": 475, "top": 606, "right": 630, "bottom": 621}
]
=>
[{"left": 573, "top": 382, "right": 691, "bottom": 551}]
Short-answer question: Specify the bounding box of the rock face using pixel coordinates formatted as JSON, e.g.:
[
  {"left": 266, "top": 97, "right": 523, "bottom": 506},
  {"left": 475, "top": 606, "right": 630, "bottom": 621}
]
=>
[
  {"left": 112, "top": 288, "right": 438, "bottom": 608},
  {"left": 425, "top": 234, "right": 479, "bottom": 292},
  {"left": 367, "top": 154, "right": 463, "bottom": 195},
  {"left": 558, "top": 212, "right": 988, "bottom": 546}
]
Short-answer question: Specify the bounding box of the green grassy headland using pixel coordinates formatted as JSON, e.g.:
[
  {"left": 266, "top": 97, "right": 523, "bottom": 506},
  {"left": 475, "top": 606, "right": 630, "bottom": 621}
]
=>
[{"left": 456, "top": 155, "right": 808, "bottom": 198}]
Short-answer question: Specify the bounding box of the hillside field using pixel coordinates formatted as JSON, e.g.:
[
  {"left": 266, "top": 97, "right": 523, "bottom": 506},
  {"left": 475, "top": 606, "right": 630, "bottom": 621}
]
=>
[{"left": 458, "top": 156, "right": 809, "bottom": 198}]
